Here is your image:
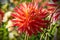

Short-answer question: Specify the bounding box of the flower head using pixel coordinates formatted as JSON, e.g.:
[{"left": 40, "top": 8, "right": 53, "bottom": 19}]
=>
[{"left": 11, "top": 2, "right": 49, "bottom": 36}]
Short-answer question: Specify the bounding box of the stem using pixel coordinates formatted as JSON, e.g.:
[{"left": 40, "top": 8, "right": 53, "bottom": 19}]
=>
[
  {"left": 27, "top": 35, "right": 29, "bottom": 40},
  {"left": 24, "top": 33, "right": 29, "bottom": 40},
  {"left": 57, "top": 26, "right": 60, "bottom": 40},
  {"left": 45, "top": 33, "right": 49, "bottom": 40},
  {"left": 40, "top": 33, "right": 44, "bottom": 40},
  {"left": 24, "top": 34, "right": 27, "bottom": 40}
]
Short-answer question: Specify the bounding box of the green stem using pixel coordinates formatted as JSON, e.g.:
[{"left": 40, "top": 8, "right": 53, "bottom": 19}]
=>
[
  {"left": 56, "top": 26, "right": 60, "bottom": 40},
  {"left": 24, "top": 33, "right": 29, "bottom": 40},
  {"left": 40, "top": 33, "right": 44, "bottom": 40},
  {"left": 27, "top": 35, "right": 29, "bottom": 40},
  {"left": 45, "top": 33, "right": 49, "bottom": 40},
  {"left": 24, "top": 34, "right": 26, "bottom": 40}
]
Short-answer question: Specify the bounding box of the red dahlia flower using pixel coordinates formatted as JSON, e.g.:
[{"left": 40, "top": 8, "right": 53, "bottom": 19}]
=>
[{"left": 11, "top": 3, "right": 49, "bottom": 36}]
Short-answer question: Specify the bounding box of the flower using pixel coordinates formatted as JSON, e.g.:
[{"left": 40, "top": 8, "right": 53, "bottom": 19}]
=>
[
  {"left": 52, "top": 9, "right": 60, "bottom": 25},
  {"left": 52, "top": 9, "right": 60, "bottom": 22},
  {"left": 9, "top": 32, "right": 14, "bottom": 39},
  {"left": 6, "top": 20, "right": 14, "bottom": 31},
  {"left": 6, "top": 20, "right": 13, "bottom": 28},
  {"left": 11, "top": 2, "right": 49, "bottom": 36},
  {"left": 9, "top": 30, "right": 19, "bottom": 39},
  {"left": 0, "top": 10, "right": 4, "bottom": 25},
  {"left": 3, "top": 11, "right": 12, "bottom": 22},
  {"left": 0, "top": 10, "right": 4, "bottom": 17}
]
